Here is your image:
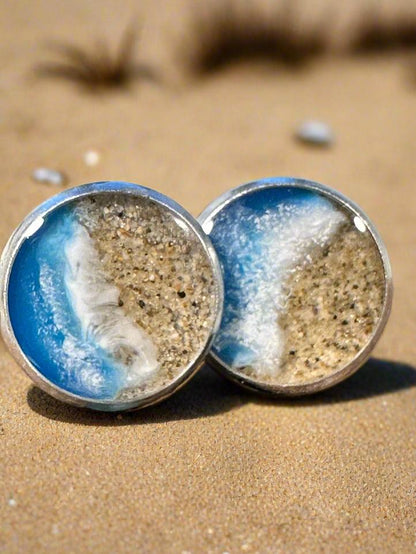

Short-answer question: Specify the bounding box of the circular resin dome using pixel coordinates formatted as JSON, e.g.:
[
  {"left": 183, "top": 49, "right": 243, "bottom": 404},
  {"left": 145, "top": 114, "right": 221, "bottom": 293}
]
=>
[
  {"left": 0, "top": 182, "right": 223, "bottom": 410},
  {"left": 199, "top": 177, "right": 392, "bottom": 396}
]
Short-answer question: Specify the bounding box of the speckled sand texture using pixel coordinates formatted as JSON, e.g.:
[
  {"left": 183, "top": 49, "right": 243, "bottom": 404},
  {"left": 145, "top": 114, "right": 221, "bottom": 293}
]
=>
[
  {"left": 76, "top": 193, "right": 217, "bottom": 398},
  {"left": 1, "top": 1, "right": 416, "bottom": 553},
  {"left": 277, "top": 220, "right": 385, "bottom": 385}
]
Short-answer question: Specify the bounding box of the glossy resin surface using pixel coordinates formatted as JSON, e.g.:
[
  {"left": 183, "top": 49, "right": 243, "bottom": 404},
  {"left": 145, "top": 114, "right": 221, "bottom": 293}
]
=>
[
  {"left": 200, "top": 180, "right": 390, "bottom": 390},
  {"left": 5, "top": 186, "right": 219, "bottom": 406}
]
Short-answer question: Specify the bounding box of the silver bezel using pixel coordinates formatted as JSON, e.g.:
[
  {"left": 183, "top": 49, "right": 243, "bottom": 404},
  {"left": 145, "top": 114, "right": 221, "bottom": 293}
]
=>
[
  {"left": 0, "top": 181, "right": 224, "bottom": 411},
  {"left": 198, "top": 176, "right": 393, "bottom": 396}
]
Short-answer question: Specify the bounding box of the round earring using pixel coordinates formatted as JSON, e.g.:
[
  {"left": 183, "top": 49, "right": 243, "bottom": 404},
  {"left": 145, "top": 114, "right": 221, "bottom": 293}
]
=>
[
  {"left": 199, "top": 177, "right": 392, "bottom": 396},
  {"left": 0, "top": 181, "right": 223, "bottom": 411}
]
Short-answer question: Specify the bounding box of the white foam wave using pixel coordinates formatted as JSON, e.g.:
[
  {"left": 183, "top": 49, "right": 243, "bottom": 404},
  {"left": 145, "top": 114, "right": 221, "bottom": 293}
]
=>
[
  {"left": 214, "top": 197, "right": 346, "bottom": 376},
  {"left": 64, "top": 224, "right": 160, "bottom": 389},
  {"left": 38, "top": 264, "right": 109, "bottom": 396}
]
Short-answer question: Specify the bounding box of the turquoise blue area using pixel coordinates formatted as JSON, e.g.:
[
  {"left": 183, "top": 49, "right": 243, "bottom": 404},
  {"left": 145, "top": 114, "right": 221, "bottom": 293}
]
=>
[
  {"left": 208, "top": 185, "right": 323, "bottom": 368},
  {"left": 8, "top": 204, "right": 124, "bottom": 400}
]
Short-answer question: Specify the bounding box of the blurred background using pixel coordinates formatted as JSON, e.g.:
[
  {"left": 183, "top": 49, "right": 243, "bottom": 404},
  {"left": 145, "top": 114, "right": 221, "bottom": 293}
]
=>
[
  {"left": 1, "top": 1, "right": 416, "bottom": 552},
  {"left": 2, "top": 0, "right": 416, "bottom": 218}
]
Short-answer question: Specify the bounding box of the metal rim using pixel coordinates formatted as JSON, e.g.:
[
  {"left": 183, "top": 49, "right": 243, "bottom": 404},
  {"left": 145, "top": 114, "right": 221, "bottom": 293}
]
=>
[
  {"left": 0, "top": 181, "right": 224, "bottom": 411},
  {"left": 198, "top": 176, "right": 393, "bottom": 396}
]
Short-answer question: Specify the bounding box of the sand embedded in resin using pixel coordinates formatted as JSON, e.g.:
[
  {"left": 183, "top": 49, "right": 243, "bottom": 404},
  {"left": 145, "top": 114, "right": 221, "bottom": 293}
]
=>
[
  {"left": 208, "top": 186, "right": 386, "bottom": 386},
  {"left": 7, "top": 190, "right": 218, "bottom": 402},
  {"left": 75, "top": 193, "right": 218, "bottom": 399},
  {"left": 276, "top": 222, "right": 384, "bottom": 385}
]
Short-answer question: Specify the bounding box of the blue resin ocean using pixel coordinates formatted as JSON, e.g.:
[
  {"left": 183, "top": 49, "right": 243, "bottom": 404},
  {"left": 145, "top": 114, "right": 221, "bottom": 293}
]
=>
[
  {"left": 5, "top": 188, "right": 219, "bottom": 405},
  {"left": 9, "top": 206, "right": 138, "bottom": 400},
  {"left": 203, "top": 182, "right": 386, "bottom": 387}
]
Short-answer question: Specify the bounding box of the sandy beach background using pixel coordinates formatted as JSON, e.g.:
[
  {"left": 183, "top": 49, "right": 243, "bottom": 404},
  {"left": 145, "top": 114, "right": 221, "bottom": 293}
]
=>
[{"left": 1, "top": 1, "right": 415, "bottom": 552}]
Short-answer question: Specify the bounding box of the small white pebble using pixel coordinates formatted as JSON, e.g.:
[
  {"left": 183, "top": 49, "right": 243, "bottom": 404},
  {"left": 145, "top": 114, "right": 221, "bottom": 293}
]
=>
[
  {"left": 84, "top": 150, "right": 100, "bottom": 167},
  {"left": 32, "top": 167, "right": 67, "bottom": 186},
  {"left": 8, "top": 498, "right": 17, "bottom": 507},
  {"left": 296, "top": 120, "right": 334, "bottom": 147}
]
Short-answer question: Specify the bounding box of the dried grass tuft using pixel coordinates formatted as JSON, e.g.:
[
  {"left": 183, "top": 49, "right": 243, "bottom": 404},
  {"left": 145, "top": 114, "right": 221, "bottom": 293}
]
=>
[
  {"left": 184, "top": 2, "right": 329, "bottom": 76},
  {"left": 36, "top": 26, "right": 158, "bottom": 91},
  {"left": 352, "top": 14, "right": 416, "bottom": 54}
]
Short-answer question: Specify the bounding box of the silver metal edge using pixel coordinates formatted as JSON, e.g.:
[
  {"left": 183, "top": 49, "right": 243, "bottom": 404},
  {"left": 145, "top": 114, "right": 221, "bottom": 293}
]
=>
[
  {"left": 198, "top": 176, "right": 393, "bottom": 397},
  {"left": 0, "top": 181, "right": 224, "bottom": 411}
]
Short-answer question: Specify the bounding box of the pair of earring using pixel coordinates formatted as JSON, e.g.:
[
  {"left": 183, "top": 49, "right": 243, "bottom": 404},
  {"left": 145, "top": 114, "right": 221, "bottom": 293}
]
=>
[{"left": 0, "top": 177, "right": 392, "bottom": 411}]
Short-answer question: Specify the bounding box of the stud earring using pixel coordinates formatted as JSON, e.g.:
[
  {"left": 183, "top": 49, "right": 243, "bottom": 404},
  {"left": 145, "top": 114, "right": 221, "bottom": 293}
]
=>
[
  {"left": 0, "top": 181, "right": 223, "bottom": 411},
  {"left": 198, "top": 177, "right": 392, "bottom": 396}
]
